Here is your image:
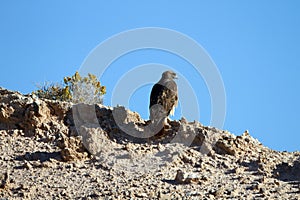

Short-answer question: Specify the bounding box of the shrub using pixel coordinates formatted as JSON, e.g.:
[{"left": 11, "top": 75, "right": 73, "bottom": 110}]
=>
[{"left": 33, "top": 72, "right": 106, "bottom": 104}]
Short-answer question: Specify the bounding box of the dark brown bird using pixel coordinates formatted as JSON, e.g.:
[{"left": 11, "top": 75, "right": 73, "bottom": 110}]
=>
[{"left": 149, "top": 71, "right": 178, "bottom": 134}]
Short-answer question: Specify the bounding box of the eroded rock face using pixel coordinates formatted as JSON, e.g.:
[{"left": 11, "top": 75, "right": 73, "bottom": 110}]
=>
[
  {"left": 1, "top": 87, "right": 300, "bottom": 199},
  {"left": 0, "top": 87, "right": 70, "bottom": 137}
]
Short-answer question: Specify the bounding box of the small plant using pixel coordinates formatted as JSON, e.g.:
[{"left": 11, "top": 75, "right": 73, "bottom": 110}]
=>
[
  {"left": 33, "top": 82, "right": 69, "bottom": 101},
  {"left": 33, "top": 72, "right": 106, "bottom": 104}
]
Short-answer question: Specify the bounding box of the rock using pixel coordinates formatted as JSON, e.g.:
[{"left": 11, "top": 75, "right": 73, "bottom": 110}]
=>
[
  {"left": 0, "top": 172, "right": 9, "bottom": 188},
  {"left": 78, "top": 124, "right": 110, "bottom": 155},
  {"left": 23, "top": 161, "right": 33, "bottom": 169},
  {"left": 172, "top": 121, "right": 205, "bottom": 147},
  {"left": 56, "top": 130, "right": 89, "bottom": 161},
  {"left": 135, "top": 192, "right": 148, "bottom": 198},
  {"left": 209, "top": 187, "right": 225, "bottom": 197},
  {"left": 159, "top": 193, "right": 172, "bottom": 200},
  {"left": 61, "top": 147, "right": 88, "bottom": 162},
  {"left": 175, "top": 170, "right": 200, "bottom": 184},
  {"left": 214, "top": 136, "right": 236, "bottom": 155}
]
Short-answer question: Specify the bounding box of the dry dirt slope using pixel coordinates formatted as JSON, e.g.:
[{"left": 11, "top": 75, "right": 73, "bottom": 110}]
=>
[{"left": 0, "top": 87, "right": 300, "bottom": 199}]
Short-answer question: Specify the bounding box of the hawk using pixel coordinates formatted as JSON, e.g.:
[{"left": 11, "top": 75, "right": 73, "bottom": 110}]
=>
[{"left": 149, "top": 71, "right": 178, "bottom": 131}]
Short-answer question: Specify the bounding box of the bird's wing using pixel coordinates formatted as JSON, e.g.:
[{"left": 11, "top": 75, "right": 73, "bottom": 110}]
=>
[{"left": 149, "top": 81, "right": 178, "bottom": 120}]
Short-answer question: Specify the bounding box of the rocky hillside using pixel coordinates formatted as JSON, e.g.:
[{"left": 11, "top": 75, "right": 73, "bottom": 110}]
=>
[{"left": 0, "top": 87, "right": 299, "bottom": 199}]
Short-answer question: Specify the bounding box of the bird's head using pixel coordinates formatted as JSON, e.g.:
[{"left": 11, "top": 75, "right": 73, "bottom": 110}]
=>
[{"left": 162, "top": 70, "right": 177, "bottom": 80}]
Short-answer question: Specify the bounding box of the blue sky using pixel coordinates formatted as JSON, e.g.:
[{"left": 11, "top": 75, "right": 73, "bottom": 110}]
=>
[{"left": 0, "top": 1, "right": 299, "bottom": 151}]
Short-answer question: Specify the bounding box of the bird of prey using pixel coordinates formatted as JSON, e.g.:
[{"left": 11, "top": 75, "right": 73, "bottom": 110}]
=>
[{"left": 149, "top": 71, "right": 178, "bottom": 132}]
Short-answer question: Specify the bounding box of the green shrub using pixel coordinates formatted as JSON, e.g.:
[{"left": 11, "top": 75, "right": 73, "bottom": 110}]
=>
[{"left": 33, "top": 72, "right": 106, "bottom": 104}]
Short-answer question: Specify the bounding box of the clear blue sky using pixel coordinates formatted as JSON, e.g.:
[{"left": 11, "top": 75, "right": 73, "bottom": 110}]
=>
[{"left": 0, "top": 1, "right": 299, "bottom": 152}]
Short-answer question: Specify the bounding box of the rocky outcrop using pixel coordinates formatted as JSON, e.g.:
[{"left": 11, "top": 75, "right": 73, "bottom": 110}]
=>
[{"left": 0, "top": 87, "right": 300, "bottom": 199}]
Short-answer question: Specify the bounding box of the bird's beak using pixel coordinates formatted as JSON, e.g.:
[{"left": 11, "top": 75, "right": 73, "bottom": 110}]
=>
[{"left": 172, "top": 73, "right": 178, "bottom": 79}]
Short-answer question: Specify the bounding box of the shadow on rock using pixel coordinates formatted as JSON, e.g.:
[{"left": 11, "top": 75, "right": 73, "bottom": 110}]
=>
[
  {"left": 240, "top": 160, "right": 260, "bottom": 172},
  {"left": 16, "top": 151, "right": 61, "bottom": 162},
  {"left": 273, "top": 158, "right": 300, "bottom": 182}
]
